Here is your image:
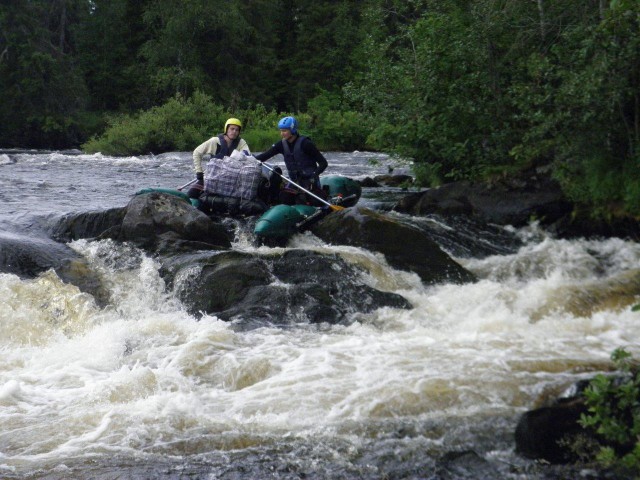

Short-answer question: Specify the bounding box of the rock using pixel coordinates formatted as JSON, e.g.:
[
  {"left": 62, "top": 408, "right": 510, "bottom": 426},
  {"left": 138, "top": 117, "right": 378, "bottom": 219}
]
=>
[
  {"left": 0, "top": 229, "right": 109, "bottom": 305},
  {"left": 549, "top": 209, "right": 640, "bottom": 241},
  {"left": 161, "top": 249, "right": 411, "bottom": 325},
  {"left": 359, "top": 177, "right": 380, "bottom": 188},
  {"left": 117, "top": 191, "right": 231, "bottom": 251},
  {"left": 515, "top": 396, "right": 590, "bottom": 464},
  {"left": 311, "top": 207, "right": 476, "bottom": 285},
  {"left": 163, "top": 250, "right": 272, "bottom": 316},
  {"left": 373, "top": 174, "right": 413, "bottom": 187},
  {"left": 435, "top": 450, "right": 500, "bottom": 480},
  {"left": 48, "top": 207, "right": 126, "bottom": 242},
  {"left": 394, "top": 168, "right": 573, "bottom": 227}
]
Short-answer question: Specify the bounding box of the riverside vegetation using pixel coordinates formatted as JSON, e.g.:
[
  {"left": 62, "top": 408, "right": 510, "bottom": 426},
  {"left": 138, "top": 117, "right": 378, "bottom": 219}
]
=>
[
  {"left": 578, "top": 348, "right": 640, "bottom": 478},
  {"left": 1, "top": 1, "right": 638, "bottom": 223}
]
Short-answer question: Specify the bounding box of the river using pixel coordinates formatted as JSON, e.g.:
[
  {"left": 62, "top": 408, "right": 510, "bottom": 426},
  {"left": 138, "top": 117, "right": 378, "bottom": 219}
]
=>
[{"left": 0, "top": 150, "right": 638, "bottom": 479}]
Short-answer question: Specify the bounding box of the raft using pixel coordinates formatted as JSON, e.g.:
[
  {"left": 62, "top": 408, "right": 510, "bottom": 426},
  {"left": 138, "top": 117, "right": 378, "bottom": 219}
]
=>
[
  {"left": 135, "top": 187, "right": 200, "bottom": 207},
  {"left": 135, "top": 175, "right": 362, "bottom": 241},
  {"left": 253, "top": 175, "right": 362, "bottom": 240}
]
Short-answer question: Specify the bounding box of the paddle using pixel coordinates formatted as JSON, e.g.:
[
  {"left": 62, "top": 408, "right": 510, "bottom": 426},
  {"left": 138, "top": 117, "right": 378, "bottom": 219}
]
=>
[
  {"left": 254, "top": 158, "right": 345, "bottom": 211},
  {"left": 177, "top": 178, "right": 197, "bottom": 191}
]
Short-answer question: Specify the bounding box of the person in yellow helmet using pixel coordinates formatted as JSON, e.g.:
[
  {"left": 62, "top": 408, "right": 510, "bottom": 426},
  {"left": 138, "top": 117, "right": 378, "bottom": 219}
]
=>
[{"left": 187, "top": 118, "right": 251, "bottom": 199}]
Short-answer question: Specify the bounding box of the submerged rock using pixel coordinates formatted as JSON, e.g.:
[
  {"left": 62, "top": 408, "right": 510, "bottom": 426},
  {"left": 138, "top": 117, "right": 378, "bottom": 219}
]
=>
[
  {"left": 0, "top": 229, "right": 108, "bottom": 305},
  {"left": 435, "top": 450, "right": 500, "bottom": 480},
  {"left": 311, "top": 207, "right": 476, "bottom": 285},
  {"left": 161, "top": 249, "right": 411, "bottom": 326}
]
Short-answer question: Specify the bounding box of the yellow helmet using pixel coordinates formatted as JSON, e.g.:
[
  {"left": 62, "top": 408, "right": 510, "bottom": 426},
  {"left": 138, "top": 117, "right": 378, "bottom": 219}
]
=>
[{"left": 224, "top": 118, "right": 242, "bottom": 133}]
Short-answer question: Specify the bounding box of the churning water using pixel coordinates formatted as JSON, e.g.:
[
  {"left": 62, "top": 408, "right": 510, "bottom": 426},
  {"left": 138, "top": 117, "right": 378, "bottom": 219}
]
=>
[{"left": 0, "top": 151, "right": 638, "bottom": 479}]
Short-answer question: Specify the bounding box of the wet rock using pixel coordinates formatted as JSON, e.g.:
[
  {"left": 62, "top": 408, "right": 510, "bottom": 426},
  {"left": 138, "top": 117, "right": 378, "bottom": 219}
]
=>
[
  {"left": 48, "top": 207, "right": 127, "bottom": 242},
  {"left": 394, "top": 168, "right": 572, "bottom": 227},
  {"left": 311, "top": 207, "right": 476, "bottom": 285},
  {"left": 548, "top": 209, "right": 640, "bottom": 241},
  {"left": 515, "top": 396, "right": 590, "bottom": 464},
  {"left": 161, "top": 249, "right": 411, "bottom": 326},
  {"left": 0, "top": 229, "right": 108, "bottom": 305},
  {"left": 435, "top": 450, "right": 500, "bottom": 480},
  {"left": 373, "top": 174, "right": 413, "bottom": 187},
  {"left": 48, "top": 192, "right": 232, "bottom": 254},
  {"left": 117, "top": 191, "right": 231, "bottom": 251},
  {"left": 359, "top": 177, "right": 380, "bottom": 188},
  {"left": 162, "top": 250, "right": 272, "bottom": 316}
]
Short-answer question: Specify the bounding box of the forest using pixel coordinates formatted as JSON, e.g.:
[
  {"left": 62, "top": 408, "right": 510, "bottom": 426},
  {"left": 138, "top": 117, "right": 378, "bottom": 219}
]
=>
[{"left": 1, "top": 0, "right": 639, "bottom": 220}]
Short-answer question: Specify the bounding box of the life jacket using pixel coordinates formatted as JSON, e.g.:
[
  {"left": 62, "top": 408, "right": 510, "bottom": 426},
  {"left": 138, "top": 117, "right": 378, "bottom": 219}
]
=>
[
  {"left": 204, "top": 153, "right": 262, "bottom": 200},
  {"left": 281, "top": 136, "right": 317, "bottom": 182},
  {"left": 214, "top": 134, "right": 240, "bottom": 159}
]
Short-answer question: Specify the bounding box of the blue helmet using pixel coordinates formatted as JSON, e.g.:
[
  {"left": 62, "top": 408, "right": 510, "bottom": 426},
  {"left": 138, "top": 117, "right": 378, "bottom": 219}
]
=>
[{"left": 277, "top": 116, "right": 298, "bottom": 135}]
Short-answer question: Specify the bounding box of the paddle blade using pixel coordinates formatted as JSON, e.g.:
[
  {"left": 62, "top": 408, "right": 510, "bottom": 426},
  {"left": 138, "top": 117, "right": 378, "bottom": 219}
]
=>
[{"left": 330, "top": 205, "right": 345, "bottom": 211}]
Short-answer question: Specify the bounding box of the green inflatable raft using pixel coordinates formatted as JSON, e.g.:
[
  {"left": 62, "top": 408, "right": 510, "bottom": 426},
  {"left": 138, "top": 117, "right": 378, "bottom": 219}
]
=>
[
  {"left": 135, "top": 175, "right": 362, "bottom": 241},
  {"left": 253, "top": 175, "right": 362, "bottom": 240}
]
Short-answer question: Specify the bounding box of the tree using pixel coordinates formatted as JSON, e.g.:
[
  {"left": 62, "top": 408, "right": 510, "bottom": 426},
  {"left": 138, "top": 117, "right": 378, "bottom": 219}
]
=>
[
  {"left": 137, "top": 0, "right": 281, "bottom": 109},
  {"left": 0, "top": 0, "right": 90, "bottom": 148},
  {"left": 72, "top": 0, "right": 152, "bottom": 112}
]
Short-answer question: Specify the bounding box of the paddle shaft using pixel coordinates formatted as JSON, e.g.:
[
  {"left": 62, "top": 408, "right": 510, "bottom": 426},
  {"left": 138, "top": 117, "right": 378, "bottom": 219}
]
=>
[
  {"left": 177, "top": 178, "right": 197, "bottom": 191},
  {"left": 256, "top": 159, "right": 343, "bottom": 211}
]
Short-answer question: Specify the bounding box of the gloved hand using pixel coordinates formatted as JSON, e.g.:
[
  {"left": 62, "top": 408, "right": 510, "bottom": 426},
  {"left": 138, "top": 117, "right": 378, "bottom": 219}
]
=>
[
  {"left": 196, "top": 172, "right": 204, "bottom": 185},
  {"left": 243, "top": 150, "right": 250, "bottom": 156}
]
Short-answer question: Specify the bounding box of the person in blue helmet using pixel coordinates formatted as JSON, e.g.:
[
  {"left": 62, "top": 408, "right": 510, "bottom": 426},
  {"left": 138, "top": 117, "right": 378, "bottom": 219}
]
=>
[{"left": 254, "top": 116, "right": 328, "bottom": 206}]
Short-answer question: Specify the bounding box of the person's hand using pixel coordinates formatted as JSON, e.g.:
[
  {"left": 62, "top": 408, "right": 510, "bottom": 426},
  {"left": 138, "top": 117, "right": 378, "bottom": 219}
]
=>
[
  {"left": 243, "top": 150, "right": 250, "bottom": 156},
  {"left": 196, "top": 172, "right": 204, "bottom": 185}
]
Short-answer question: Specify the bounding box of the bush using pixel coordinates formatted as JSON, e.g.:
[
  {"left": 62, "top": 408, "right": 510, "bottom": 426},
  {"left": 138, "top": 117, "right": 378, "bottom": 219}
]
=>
[
  {"left": 580, "top": 348, "right": 640, "bottom": 476},
  {"left": 81, "top": 92, "right": 354, "bottom": 155},
  {"left": 305, "top": 90, "right": 373, "bottom": 151},
  {"left": 82, "top": 91, "right": 225, "bottom": 155}
]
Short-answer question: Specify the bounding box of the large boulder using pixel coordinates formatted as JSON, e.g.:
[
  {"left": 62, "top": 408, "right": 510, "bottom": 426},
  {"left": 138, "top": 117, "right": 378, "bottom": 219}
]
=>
[
  {"left": 116, "top": 191, "right": 231, "bottom": 252},
  {"left": 47, "top": 192, "right": 232, "bottom": 254},
  {"left": 394, "top": 166, "right": 573, "bottom": 227},
  {"left": 48, "top": 207, "right": 127, "bottom": 242},
  {"left": 0, "top": 229, "right": 108, "bottom": 305},
  {"left": 310, "top": 207, "right": 476, "bottom": 285},
  {"left": 161, "top": 249, "right": 411, "bottom": 326},
  {"left": 515, "top": 395, "right": 590, "bottom": 464}
]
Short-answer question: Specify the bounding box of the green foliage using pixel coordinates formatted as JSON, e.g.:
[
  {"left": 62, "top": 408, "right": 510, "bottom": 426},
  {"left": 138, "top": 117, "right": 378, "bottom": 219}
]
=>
[
  {"left": 580, "top": 348, "right": 640, "bottom": 475},
  {"left": 82, "top": 92, "right": 327, "bottom": 155},
  {"left": 509, "top": 1, "right": 640, "bottom": 219},
  {"left": 83, "top": 91, "right": 226, "bottom": 155},
  {"left": 305, "top": 91, "right": 373, "bottom": 151},
  {"left": 3, "top": 0, "right": 640, "bottom": 225},
  {"left": 0, "top": 0, "right": 92, "bottom": 148}
]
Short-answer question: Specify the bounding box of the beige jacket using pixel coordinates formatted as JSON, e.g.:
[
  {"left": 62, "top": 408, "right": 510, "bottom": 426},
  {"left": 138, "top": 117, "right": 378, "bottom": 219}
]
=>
[{"left": 192, "top": 135, "right": 251, "bottom": 174}]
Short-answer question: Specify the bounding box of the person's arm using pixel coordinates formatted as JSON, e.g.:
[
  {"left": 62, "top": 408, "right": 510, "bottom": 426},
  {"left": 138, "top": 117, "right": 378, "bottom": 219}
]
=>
[
  {"left": 193, "top": 137, "right": 219, "bottom": 175},
  {"left": 254, "top": 142, "right": 283, "bottom": 162},
  {"left": 302, "top": 138, "right": 328, "bottom": 176},
  {"left": 237, "top": 138, "right": 250, "bottom": 154}
]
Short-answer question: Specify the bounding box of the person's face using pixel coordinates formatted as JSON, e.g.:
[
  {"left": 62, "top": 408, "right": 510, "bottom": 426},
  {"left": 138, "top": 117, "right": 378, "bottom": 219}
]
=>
[
  {"left": 280, "top": 129, "right": 295, "bottom": 142},
  {"left": 226, "top": 125, "right": 241, "bottom": 138}
]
